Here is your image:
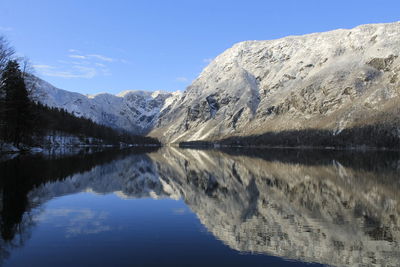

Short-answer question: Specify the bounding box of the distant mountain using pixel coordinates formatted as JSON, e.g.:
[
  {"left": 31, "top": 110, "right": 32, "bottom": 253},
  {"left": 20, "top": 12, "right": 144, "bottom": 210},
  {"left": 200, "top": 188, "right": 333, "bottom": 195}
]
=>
[
  {"left": 32, "top": 22, "right": 400, "bottom": 146},
  {"left": 30, "top": 77, "right": 181, "bottom": 135}
]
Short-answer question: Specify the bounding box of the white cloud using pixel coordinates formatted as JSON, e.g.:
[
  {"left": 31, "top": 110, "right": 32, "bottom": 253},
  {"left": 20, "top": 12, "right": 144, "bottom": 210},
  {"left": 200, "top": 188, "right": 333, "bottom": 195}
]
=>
[
  {"left": 176, "top": 77, "right": 188, "bottom": 82},
  {"left": 0, "top": 26, "right": 13, "bottom": 32},
  {"left": 34, "top": 64, "right": 96, "bottom": 79},
  {"left": 68, "top": 53, "right": 115, "bottom": 62},
  {"left": 36, "top": 208, "right": 112, "bottom": 238},
  {"left": 87, "top": 54, "right": 114, "bottom": 62},
  {"left": 94, "top": 62, "right": 106, "bottom": 67},
  {"left": 203, "top": 58, "right": 213, "bottom": 64},
  {"left": 33, "top": 64, "right": 54, "bottom": 69},
  {"left": 35, "top": 50, "right": 122, "bottom": 79},
  {"left": 70, "top": 60, "right": 91, "bottom": 65},
  {"left": 69, "top": 54, "right": 87, "bottom": 59},
  {"left": 73, "top": 66, "right": 97, "bottom": 78},
  {"left": 100, "top": 68, "right": 112, "bottom": 76}
]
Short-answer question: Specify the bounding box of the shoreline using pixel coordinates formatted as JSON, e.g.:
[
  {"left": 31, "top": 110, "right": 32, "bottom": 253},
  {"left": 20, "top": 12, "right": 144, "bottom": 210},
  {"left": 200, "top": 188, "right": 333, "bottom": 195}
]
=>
[{"left": 178, "top": 142, "right": 400, "bottom": 152}]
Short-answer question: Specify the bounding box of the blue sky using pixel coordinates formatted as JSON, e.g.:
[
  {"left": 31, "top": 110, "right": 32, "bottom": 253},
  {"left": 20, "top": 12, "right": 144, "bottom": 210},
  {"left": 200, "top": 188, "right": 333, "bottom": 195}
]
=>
[{"left": 0, "top": 0, "right": 399, "bottom": 95}]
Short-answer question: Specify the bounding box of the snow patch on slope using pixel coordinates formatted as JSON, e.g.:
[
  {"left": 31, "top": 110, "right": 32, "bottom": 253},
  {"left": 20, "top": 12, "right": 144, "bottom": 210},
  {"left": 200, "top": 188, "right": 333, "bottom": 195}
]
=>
[
  {"left": 31, "top": 77, "right": 182, "bottom": 134},
  {"left": 151, "top": 21, "right": 400, "bottom": 142}
]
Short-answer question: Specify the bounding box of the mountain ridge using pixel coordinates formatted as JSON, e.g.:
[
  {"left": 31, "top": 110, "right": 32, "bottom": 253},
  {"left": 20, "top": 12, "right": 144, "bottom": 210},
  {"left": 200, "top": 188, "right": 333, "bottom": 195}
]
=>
[
  {"left": 149, "top": 21, "right": 400, "bottom": 144},
  {"left": 30, "top": 76, "right": 181, "bottom": 135},
  {"left": 32, "top": 21, "right": 400, "bottom": 146}
]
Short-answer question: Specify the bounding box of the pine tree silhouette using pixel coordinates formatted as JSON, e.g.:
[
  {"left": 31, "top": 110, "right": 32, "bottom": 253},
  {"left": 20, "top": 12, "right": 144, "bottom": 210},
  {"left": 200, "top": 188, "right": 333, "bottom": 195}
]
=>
[{"left": 0, "top": 60, "right": 32, "bottom": 146}]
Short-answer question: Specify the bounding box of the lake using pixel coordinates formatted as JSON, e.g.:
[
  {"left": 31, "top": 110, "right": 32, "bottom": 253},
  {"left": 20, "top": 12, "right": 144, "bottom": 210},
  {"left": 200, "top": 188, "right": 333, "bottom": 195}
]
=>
[{"left": 0, "top": 147, "right": 399, "bottom": 266}]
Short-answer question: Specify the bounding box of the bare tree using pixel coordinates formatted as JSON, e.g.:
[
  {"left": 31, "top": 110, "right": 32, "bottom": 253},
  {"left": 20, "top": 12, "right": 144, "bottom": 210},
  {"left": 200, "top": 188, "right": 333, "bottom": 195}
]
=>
[
  {"left": 0, "top": 36, "right": 37, "bottom": 99},
  {"left": 19, "top": 57, "right": 33, "bottom": 79},
  {"left": 0, "top": 36, "right": 15, "bottom": 143},
  {"left": 0, "top": 35, "right": 15, "bottom": 75},
  {"left": 16, "top": 56, "right": 38, "bottom": 98}
]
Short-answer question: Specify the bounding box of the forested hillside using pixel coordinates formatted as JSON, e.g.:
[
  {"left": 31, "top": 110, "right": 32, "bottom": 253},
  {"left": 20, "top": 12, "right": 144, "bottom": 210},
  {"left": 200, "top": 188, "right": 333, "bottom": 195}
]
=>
[{"left": 0, "top": 36, "right": 160, "bottom": 150}]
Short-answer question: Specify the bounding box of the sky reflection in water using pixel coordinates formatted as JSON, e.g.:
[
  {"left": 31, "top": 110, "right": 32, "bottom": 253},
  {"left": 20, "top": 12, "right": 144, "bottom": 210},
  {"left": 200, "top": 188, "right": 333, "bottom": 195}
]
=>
[{"left": 1, "top": 147, "right": 399, "bottom": 266}]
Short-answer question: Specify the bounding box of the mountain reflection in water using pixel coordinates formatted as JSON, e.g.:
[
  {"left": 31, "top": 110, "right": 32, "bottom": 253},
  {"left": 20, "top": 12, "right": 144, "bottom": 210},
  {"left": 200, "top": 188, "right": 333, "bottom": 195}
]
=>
[{"left": 0, "top": 147, "right": 399, "bottom": 266}]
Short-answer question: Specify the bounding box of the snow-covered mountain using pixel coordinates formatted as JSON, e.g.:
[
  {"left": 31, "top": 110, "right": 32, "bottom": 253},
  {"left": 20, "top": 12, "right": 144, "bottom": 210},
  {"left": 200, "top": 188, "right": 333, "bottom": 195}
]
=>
[
  {"left": 31, "top": 77, "right": 181, "bottom": 134},
  {"left": 149, "top": 21, "right": 400, "bottom": 143},
  {"left": 32, "top": 21, "right": 400, "bottom": 143}
]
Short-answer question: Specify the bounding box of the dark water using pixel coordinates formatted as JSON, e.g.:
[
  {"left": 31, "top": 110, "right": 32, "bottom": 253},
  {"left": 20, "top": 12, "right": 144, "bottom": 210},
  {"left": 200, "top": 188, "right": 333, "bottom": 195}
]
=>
[{"left": 0, "top": 147, "right": 399, "bottom": 267}]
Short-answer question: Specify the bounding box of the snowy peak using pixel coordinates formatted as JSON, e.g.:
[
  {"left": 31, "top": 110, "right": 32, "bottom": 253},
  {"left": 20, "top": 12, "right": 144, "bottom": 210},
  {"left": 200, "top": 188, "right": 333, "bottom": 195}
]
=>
[
  {"left": 31, "top": 21, "right": 400, "bottom": 143},
  {"left": 150, "top": 21, "right": 400, "bottom": 142},
  {"left": 31, "top": 76, "right": 182, "bottom": 134}
]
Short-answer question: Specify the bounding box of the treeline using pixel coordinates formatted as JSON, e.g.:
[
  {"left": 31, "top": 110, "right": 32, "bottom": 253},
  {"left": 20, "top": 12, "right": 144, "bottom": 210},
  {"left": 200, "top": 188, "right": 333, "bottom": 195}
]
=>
[
  {"left": 34, "top": 102, "right": 160, "bottom": 146},
  {"left": 0, "top": 36, "right": 160, "bottom": 148},
  {"left": 179, "top": 125, "right": 400, "bottom": 150},
  {"left": 218, "top": 126, "right": 400, "bottom": 149}
]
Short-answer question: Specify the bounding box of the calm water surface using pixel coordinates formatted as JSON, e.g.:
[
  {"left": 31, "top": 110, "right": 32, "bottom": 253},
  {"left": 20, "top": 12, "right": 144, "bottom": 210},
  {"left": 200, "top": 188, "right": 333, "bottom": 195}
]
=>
[{"left": 0, "top": 147, "right": 399, "bottom": 266}]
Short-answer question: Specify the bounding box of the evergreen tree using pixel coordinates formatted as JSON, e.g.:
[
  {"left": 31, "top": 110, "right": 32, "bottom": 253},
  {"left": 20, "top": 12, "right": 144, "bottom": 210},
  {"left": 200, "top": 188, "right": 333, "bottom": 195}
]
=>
[
  {"left": 0, "top": 60, "right": 33, "bottom": 146},
  {"left": 0, "top": 36, "right": 161, "bottom": 148}
]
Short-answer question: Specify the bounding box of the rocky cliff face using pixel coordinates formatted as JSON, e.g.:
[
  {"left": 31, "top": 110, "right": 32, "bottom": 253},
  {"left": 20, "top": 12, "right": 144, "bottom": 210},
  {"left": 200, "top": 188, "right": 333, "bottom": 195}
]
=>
[
  {"left": 149, "top": 22, "right": 400, "bottom": 143},
  {"left": 32, "top": 22, "right": 400, "bottom": 145}
]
